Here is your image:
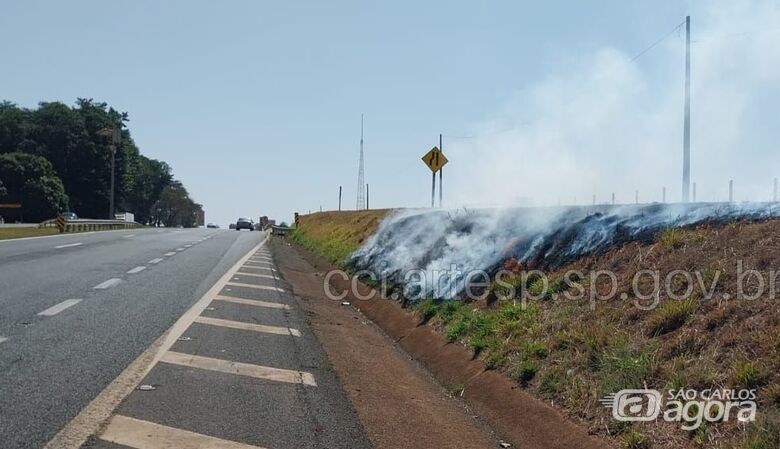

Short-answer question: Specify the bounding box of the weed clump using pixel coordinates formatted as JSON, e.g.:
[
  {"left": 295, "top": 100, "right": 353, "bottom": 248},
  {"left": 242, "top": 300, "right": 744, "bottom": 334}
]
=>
[
  {"left": 660, "top": 227, "right": 685, "bottom": 250},
  {"left": 647, "top": 298, "right": 695, "bottom": 336}
]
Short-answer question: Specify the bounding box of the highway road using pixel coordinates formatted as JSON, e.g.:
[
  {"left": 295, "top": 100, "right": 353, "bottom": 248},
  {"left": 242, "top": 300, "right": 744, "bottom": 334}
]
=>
[{"left": 0, "top": 228, "right": 293, "bottom": 448}]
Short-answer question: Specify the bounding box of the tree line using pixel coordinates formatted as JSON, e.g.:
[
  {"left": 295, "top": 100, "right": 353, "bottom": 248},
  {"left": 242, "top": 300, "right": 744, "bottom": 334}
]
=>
[{"left": 0, "top": 99, "right": 202, "bottom": 226}]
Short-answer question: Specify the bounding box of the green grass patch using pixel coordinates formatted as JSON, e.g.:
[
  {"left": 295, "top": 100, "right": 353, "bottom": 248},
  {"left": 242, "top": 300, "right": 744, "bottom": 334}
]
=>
[
  {"left": 647, "top": 298, "right": 695, "bottom": 336},
  {"left": 289, "top": 228, "right": 358, "bottom": 265},
  {"left": 0, "top": 227, "right": 59, "bottom": 240},
  {"left": 621, "top": 429, "right": 650, "bottom": 449},
  {"left": 599, "top": 341, "right": 654, "bottom": 396},
  {"left": 513, "top": 360, "right": 538, "bottom": 385},
  {"left": 660, "top": 227, "right": 685, "bottom": 250}
]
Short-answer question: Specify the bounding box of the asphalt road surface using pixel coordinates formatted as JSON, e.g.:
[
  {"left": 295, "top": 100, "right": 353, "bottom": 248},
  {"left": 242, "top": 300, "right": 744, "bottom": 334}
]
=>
[{"left": 0, "top": 228, "right": 273, "bottom": 448}]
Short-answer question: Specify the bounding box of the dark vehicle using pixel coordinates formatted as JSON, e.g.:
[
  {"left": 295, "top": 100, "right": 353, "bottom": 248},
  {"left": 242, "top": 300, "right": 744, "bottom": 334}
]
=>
[
  {"left": 229, "top": 223, "right": 236, "bottom": 230},
  {"left": 235, "top": 218, "right": 254, "bottom": 231},
  {"left": 61, "top": 212, "right": 77, "bottom": 221},
  {"left": 206, "top": 223, "right": 219, "bottom": 229}
]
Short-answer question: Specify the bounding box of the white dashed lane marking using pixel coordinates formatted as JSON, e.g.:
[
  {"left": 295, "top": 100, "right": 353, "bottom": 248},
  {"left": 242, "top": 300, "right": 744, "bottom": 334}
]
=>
[
  {"left": 38, "top": 299, "right": 82, "bottom": 316},
  {"left": 0, "top": 337, "right": 8, "bottom": 344},
  {"left": 127, "top": 266, "right": 146, "bottom": 274},
  {"left": 123, "top": 234, "right": 135, "bottom": 239},
  {"left": 101, "top": 415, "right": 267, "bottom": 449},
  {"left": 55, "top": 243, "right": 83, "bottom": 249},
  {"left": 176, "top": 248, "right": 185, "bottom": 252},
  {"left": 148, "top": 258, "right": 163, "bottom": 264},
  {"left": 164, "top": 252, "right": 176, "bottom": 257},
  {"left": 160, "top": 352, "right": 315, "bottom": 386},
  {"left": 194, "top": 316, "right": 300, "bottom": 336},
  {"left": 94, "top": 278, "right": 122, "bottom": 290}
]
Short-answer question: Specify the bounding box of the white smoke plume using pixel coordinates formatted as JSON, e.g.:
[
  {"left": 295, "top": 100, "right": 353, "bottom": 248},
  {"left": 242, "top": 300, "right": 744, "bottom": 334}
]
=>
[{"left": 445, "top": 0, "right": 780, "bottom": 208}]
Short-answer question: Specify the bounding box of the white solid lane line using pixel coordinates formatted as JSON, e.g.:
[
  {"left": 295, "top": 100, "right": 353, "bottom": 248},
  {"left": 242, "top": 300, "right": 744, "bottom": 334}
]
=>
[
  {"left": 160, "top": 352, "right": 315, "bottom": 386},
  {"left": 164, "top": 252, "right": 176, "bottom": 256},
  {"left": 94, "top": 278, "right": 122, "bottom": 290},
  {"left": 194, "top": 316, "right": 300, "bottom": 336},
  {"left": 123, "top": 234, "right": 135, "bottom": 238},
  {"left": 101, "top": 415, "right": 267, "bottom": 449},
  {"left": 148, "top": 258, "right": 163, "bottom": 264},
  {"left": 38, "top": 299, "right": 82, "bottom": 317},
  {"left": 55, "top": 243, "right": 83, "bottom": 249},
  {"left": 127, "top": 266, "right": 146, "bottom": 274}
]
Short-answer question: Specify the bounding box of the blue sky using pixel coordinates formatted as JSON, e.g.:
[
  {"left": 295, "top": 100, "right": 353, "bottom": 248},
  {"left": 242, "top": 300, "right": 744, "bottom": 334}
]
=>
[{"left": 2, "top": 1, "right": 778, "bottom": 225}]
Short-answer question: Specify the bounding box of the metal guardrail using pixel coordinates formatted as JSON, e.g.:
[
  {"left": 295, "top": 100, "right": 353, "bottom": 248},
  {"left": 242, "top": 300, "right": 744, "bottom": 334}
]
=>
[
  {"left": 39, "top": 218, "right": 143, "bottom": 233},
  {"left": 271, "top": 225, "right": 294, "bottom": 236}
]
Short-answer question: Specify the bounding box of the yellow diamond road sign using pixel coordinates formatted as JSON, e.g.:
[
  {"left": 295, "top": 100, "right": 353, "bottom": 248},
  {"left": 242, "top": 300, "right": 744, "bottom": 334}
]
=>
[{"left": 422, "top": 146, "right": 448, "bottom": 173}]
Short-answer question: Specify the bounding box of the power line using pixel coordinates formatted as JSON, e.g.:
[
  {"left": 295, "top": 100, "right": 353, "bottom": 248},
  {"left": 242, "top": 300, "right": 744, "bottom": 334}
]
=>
[{"left": 630, "top": 20, "right": 686, "bottom": 62}]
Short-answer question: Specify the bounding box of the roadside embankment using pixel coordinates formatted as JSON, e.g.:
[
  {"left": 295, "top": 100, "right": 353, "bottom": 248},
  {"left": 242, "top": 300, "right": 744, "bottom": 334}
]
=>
[{"left": 289, "top": 207, "right": 780, "bottom": 449}]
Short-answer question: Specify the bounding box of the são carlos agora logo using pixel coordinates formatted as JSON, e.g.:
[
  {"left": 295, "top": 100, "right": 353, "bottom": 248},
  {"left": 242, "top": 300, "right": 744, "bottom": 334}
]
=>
[{"left": 601, "top": 388, "right": 757, "bottom": 431}]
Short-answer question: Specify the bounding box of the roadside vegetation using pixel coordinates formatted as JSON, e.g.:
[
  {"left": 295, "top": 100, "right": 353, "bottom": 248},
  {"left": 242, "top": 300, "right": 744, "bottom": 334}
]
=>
[
  {"left": 289, "top": 209, "right": 389, "bottom": 264},
  {"left": 288, "top": 211, "right": 780, "bottom": 449},
  {"left": 0, "top": 100, "right": 202, "bottom": 226},
  {"left": 0, "top": 227, "right": 59, "bottom": 240}
]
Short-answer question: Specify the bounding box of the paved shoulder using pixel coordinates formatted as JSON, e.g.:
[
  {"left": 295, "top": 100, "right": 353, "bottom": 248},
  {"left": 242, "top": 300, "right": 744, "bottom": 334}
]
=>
[{"left": 75, "top": 238, "right": 370, "bottom": 449}]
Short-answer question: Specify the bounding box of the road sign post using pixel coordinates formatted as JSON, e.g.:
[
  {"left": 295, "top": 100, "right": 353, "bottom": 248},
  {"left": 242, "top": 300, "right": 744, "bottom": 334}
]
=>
[{"left": 421, "top": 145, "right": 448, "bottom": 209}]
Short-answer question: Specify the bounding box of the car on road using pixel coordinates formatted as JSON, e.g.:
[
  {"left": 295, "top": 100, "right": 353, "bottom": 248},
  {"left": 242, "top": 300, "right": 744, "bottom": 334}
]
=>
[
  {"left": 229, "top": 223, "right": 236, "bottom": 229},
  {"left": 60, "top": 211, "right": 78, "bottom": 221},
  {"left": 235, "top": 217, "right": 254, "bottom": 231},
  {"left": 206, "top": 223, "right": 219, "bottom": 229}
]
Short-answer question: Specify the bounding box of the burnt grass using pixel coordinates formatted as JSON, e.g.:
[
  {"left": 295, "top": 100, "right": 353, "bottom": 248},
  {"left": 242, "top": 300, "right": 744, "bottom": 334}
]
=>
[
  {"left": 297, "top": 210, "right": 780, "bottom": 449},
  {"left": 429, "top": 219, "right": 780, "bottom": 449}
]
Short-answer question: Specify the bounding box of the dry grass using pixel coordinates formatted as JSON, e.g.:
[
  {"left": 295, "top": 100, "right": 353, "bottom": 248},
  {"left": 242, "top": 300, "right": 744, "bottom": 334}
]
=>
[
  {"left": 289, "top": 209, "right": 390, "bottom": 264},
  {"left": 291, "top": 212, "right": 780, "bottom": 448}
]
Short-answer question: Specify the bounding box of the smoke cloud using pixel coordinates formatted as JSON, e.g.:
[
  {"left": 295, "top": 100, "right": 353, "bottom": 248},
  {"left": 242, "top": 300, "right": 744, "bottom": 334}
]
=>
[
  {"left": 349, "top": 203, "right": 780, "bottom": 299},
  {"left": 445, "top": 0, "right": 780, "bottom": 208}
]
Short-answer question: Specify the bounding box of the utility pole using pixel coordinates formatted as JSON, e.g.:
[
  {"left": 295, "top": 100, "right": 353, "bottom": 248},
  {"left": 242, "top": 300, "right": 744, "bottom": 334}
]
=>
[
  {"left": 693, "top": 182, "right": 697, "bottom": 202},
  {"left": 366, "top": 184, "right": 370, "bottom": 209},
  {"left": 338, "top": 186, "right": 342, "bottom": 211},
  {"left": 663, "top": 186, "right": 667, "bottom": 203},
  {"left": 592, "top": 194, "right": 596, "bottom": 206},
  {"left": 682, "top": 15, "right": 692, "bottom": 203},
  {"left": 98, "top": 126, "right": 121, "bottom": 219},
  {"left": 774, "top": 178, "right": 778, "bottom": 202},
  {"left": 431, "top": 169, "right": 436, "bottom": 208},
  {"left": 438, "top": 134, "right": 443, "bottom": 208},
  {"left": 635, "top": 190, "right": 639, "bottom": 204},
  {"left": 729, "top": 180, "right": 734, "bottom": 202},
  {"left": 611, "top": 192, "right": 615, "bottom": 205}
]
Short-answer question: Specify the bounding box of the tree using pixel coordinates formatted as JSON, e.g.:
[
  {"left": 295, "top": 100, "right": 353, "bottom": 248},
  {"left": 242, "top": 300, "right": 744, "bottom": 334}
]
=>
[
  {"left": 0, "top": 152, "right": 68, "bottom": 222},
  {"left": 149, "top": 180, "right": 203, "bottom": 228},
  {"left": 0, "top": 98, "right": 199, "bottom": 222}
]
